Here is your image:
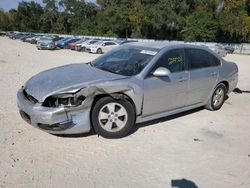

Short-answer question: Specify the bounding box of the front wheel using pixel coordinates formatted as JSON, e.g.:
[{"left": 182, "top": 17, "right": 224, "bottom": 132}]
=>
[
  {"left": 205, "top": 83, "right": 227, "bottom": 111},
  {"left": 91, "top": 96, "right": 135, "bottom": 138},
  {"left": 97, "top": 48, "right": 102, "bottom": 54}
]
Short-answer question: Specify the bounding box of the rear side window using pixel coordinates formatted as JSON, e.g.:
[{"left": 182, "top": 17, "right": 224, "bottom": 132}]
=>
[
  {"left": 105, "top": 42, "right": 116, "bottom": 45},
  {"left": 185, "top": 48, "right": 220, "bottom": 70},
  {"left": 154, "top": 49, "right": 185, "bottom": 73}
]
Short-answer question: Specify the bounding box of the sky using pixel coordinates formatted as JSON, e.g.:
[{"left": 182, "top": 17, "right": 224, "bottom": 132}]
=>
[{"left": 0, "top": 0, "right": 95, "bottom": 11}]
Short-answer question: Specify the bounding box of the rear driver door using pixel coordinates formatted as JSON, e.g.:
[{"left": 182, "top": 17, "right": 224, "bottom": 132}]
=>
[{"left": 185, "top": 48, "right": 220, "bottom": 106}]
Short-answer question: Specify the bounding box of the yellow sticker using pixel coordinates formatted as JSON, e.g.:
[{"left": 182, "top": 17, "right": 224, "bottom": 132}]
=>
[{"left": 168, "top": 56, "right": 183, "bottom": 65}]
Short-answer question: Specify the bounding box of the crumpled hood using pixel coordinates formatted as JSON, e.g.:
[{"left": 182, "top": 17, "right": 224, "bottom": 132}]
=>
[{"left": 24, "top": 63, "right": 125, "bottom": 102}]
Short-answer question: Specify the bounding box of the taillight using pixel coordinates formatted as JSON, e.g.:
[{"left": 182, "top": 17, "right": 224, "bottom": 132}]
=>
[{"left": 235, "top": 64, "right": 238, "bottom": 73}]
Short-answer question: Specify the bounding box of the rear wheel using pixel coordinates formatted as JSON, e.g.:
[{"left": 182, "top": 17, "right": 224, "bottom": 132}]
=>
[
  {"left": 81, "top": 47, "right": 86, "bottom": 52},
  {"left": 97, "top": 48, "right": 102, "bottom": 54},
  {"left": 205, "top": 83, "right": 227, "bottom": 111},
  {"left": 91, "top": 96, "right": 135, "bottom": 138}
]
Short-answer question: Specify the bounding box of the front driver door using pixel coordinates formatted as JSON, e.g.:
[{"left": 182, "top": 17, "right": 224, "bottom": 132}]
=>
[{"left": 143, "top": 48, "right": 189, "bottom": 117}]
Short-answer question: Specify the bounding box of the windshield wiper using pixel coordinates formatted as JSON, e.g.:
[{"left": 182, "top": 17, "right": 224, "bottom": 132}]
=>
[
  {"left": 87, "top": 62, "right": 93, "bottom": 66},
  {"left": 97, "top": 66, "right": 117, "bottom": 74}
]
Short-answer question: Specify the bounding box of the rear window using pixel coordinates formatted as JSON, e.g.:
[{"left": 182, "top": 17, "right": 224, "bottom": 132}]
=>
[{"left": 185, "top": 48, "right": 220, "bottom": 70}]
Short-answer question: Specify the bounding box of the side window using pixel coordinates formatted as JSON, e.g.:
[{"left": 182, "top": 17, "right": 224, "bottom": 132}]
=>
[
  {"left": 209, "top": 53, "right": 221, "bottom": 66},
  {"left": 185, "top": 48, "right": 220, "bottom": 70},
  {"left": 154, "top": 49, "right": 185, "bottom": 73},
  {"left": 105, "top": 42, "right": 116, "bottom": 46}
]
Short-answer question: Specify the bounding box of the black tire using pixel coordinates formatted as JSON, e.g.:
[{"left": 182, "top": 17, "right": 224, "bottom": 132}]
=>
[
  {"left": 97, "top": 48, "right": 102, "bottom": 54},
  {"left": 205, "top": 83, "right": 227, "bottom": 111},
  {"left": 91, "top": 96, "right": 135, "bottom": 138},
  {"left": 81, "top": 47, "right": 86, "bottom": 52}
]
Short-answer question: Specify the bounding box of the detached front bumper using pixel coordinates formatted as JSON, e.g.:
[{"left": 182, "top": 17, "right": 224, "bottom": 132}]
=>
[{"left": 17, "top": 89, "right": 91, "bottom": 134}]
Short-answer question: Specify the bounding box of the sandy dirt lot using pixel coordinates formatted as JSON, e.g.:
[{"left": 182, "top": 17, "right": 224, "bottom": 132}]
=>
[{"left": 0, "top": 37, "right": 250, "bottom": 188}]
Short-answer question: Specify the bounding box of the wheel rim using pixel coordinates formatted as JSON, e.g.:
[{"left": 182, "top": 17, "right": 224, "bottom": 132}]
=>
[
  {"left": 212, "top": 88, "right": 224, "bottom": 107},
  {"left": 98, "top": 102, "right": 128, "bottom": 132}
]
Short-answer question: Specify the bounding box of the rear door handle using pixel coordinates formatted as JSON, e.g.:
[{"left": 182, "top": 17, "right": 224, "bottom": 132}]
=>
[
  {"left": 210, "top": 72, "right": 218, "bottom": 76},
  {"left": 178, "top": 77, "right": 188, "bottom": 82}
]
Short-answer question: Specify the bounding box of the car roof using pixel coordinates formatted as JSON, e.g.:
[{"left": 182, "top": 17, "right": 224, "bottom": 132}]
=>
[{"left": 127, "top": 41, "right": 208, "bottom": 50}]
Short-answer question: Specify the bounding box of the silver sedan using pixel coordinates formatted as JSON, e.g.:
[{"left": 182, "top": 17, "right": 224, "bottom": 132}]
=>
[{"left": 17, "top": 42, "right": 238, "bottom": 138}]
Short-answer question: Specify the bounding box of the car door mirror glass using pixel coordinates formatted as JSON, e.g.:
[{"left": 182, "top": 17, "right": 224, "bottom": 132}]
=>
[{"left": 153, "top": 67, "right": 171, "bottom": 77}]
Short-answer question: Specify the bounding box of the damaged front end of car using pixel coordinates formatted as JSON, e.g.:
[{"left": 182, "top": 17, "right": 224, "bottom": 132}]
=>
[
  {"left": 17, "top": 87, "right": 93, "bottom": 134},
  {"left": 17, "top": 78, "right": 142, "bottom": 135}
]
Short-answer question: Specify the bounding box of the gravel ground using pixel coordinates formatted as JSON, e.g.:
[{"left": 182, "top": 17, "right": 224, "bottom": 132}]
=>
[{"left": 0, "top": 37, "right": 250, "bottom": 188}]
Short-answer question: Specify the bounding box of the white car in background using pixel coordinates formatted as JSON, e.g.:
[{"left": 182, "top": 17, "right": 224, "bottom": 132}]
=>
[
  {"left": 75, "top": 39, "right": 99, "bottom": 51},
  {"left": 86, "top": 41, "right": 120, "bottom": 54}
]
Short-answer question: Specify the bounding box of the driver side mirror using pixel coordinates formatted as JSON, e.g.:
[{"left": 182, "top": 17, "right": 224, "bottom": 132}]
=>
[
  {"left": 152, "top": 67, "right": 171, "bottom": 77},
  {"left": 102, "top": 43, "right": 106, "bottom": 46}
]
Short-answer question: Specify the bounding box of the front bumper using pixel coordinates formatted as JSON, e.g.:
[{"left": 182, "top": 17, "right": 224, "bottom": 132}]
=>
[
  {"left": 85, "top": 48, "right": 91, "bottom": 52},
  {"left": 17, "top": 89, "right": 91, "bottom": 134},
  {"left": 37, "top": 44, "right": 56, "bottom": 50},
  {"left": 90, "top": 48, "right": 98, "bottom": 53}
]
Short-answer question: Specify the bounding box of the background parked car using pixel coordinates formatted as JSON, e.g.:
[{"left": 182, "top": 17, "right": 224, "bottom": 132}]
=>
[
  {"left": 75, "top": 39, "right": 100, "bottom": 52},
  {"left": 37, "top": 37, "right": 56, "bottom": 50},
  {"left": 53, "top": 36, "right": 64, "bottom": 42},
  {"left": 11, "top": 33, "right": 24, "bottom": 40},
  {"left": 21, "top": 34, "right": 34, "bottom": 42},
  {"left": 68, "top": 38, "right": 87, "bottom": 50},
  {"left": 116, "top": 39, "right": 138, "bottom": 44},
  {"left": 210, "top": 44, "right": 227, "bottom": 57},
  {"left": 0, "top": 31, "right": 6, "bottom": 36},
  {"left": 57, "top": 38, "right": 81, "bottom": 49},
  {"left": 224, "top": 45, "right": 235, "bottom": 54},
  {"left": 86, "top": 40, "right": 120, "bottom": 54},
  {"left": 28, "top": 35, "right": 44, "bottom": 44}
]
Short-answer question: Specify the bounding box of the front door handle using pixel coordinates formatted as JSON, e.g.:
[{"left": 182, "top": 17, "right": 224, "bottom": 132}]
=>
[{"left": 178, "top": 77, "right": 188, "bottom": 82}]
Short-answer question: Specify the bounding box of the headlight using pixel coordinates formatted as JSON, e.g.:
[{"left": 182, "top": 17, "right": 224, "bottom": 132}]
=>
[{"left": 43, "top": 93, "right": 85, "bottom": 108}]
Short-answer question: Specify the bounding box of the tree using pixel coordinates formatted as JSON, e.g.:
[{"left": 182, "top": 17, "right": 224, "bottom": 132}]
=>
[
  {"left": 219, "top": 0, "right": 250, "bottom": 42},
  {"left": 1, "top": 0, "right": 250, "bottom": 43},
  {"left": 183, "top": 10, "right": 218, "bottom": 42},
  {"left": 15, "top": 1, "right": 43, "bottom": 32},
  {"left": 0, "top": 9, "right": 10, "bottom": 30},
  {"left": 40, "top": 0, "right": 59, "bottom": 33}
]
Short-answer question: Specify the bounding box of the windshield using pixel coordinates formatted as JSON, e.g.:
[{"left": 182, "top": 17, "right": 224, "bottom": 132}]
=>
[
  {"left": 40, "top": 37, "right": 53, "bottom": 42},
  {"left": 95, "top": 41, "right": 104, "bottom": 45},
  {"left": 91, "top": 46, "right": 158, "bottom": 76}
]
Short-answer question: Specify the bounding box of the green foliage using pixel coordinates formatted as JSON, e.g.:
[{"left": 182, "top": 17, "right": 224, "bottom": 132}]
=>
[
  {"left": 183, "top": 10, "right": 218, "bottom": 42},
  {"left": 0, "top": 0, "right": 250, "bottom": 43}
]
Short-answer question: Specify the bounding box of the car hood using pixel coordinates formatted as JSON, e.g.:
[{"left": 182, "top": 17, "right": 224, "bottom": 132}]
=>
[{"left": 24, "top": 63, "right": 125, "bottom": 102}]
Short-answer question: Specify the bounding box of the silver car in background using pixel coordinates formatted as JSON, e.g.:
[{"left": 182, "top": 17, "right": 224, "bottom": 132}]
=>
[
  {"left": 37, "top": 37, "right": 56, "bottom": 50},
  {"left": 17, "top": 42, "right": 238, "bottom": 138}
]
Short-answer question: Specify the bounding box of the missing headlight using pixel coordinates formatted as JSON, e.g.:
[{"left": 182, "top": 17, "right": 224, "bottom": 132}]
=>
[{"left": 43, "top": 95, "right": 85, "bottom": 107}]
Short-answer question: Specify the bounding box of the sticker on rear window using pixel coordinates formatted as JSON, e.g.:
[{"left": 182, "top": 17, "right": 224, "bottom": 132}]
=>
[{"left": 140, "top": 50, "right": 157, "bottom": 56}]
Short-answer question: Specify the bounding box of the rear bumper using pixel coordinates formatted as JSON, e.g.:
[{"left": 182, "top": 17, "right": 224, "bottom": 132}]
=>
[
  {"left": 228, "top": 73, "right": 238, "bottom": 93},
  {"left": 17, "top": 89, "right": 91, "bottom": 134},
  {"left": 68, "top": 45, "right": 76, "bottom": 50}
]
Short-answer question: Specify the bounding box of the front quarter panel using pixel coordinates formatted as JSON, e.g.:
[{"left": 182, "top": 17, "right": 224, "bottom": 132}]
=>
[{"left": 79, "top": 77, "right": 144, "bottom": 117}]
